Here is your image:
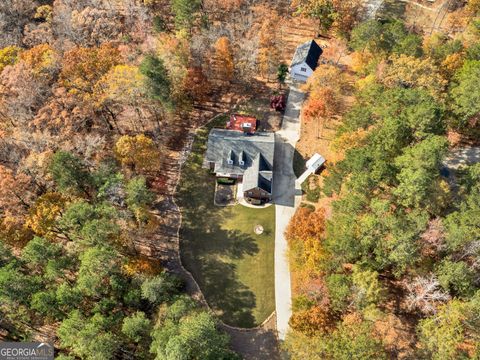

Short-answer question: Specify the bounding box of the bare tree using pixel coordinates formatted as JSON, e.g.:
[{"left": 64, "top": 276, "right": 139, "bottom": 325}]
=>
[{"left": 405, "top": 275, "right": 451, "bottom": 315}]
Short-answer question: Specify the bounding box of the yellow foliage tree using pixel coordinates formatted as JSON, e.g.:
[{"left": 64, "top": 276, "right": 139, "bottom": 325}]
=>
[
  {"left": 26, "top": 192, "right": 66, "bottom": 236},
  {"left": 94, "top": 65, "right": 146, "bottom": 108},
  {"left": 115, "top": 134, "right": 161, "bottom": 172},
  {"left": 380, "top": 55, "right": 447, "bottom": 99},
  {"left": 0, "top": 46, "right": 22, "bottom": 74},
  {"left": 287, "top": 207, "right": 327, "bottom": 279}
]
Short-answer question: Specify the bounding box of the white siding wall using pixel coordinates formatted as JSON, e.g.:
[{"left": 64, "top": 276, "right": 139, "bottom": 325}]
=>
[{"left": 290, "top": 62, "right": 313, "bottom": 82}]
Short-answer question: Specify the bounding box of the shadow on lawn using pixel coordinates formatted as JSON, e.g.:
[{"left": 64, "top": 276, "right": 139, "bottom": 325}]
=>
[
  {"left": 177, "top": 125, "right": 263, "bottom": 327},
  {"left": 180, "top": 207, "right": 260, "bottom": 327}
]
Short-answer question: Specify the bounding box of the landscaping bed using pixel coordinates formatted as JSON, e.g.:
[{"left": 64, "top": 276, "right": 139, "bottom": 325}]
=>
[{"left": 176, "top": 116, "right": 276, "bottom": 328}]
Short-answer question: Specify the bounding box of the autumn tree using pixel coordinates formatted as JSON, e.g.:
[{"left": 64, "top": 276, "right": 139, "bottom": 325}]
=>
[
  {"left": 290, "top": 305, "right": 337, "bottom": 336},
  {"left": 257, "top": 11, "right": 282, "bottom": 79},
  {"left": 94, "top": 64, "right": 147, "bottom": 131},
  {"left": 417, "top": 295, "right": 480, "bottom": 360},
  {"left": 213, "top": 37, "right": 234, "bottom": 83},
  {"left": 25, "top": 192, "right": 66, "bottom": 236},
  {"left": 380, "top": 55, "right": 447, "bottom": 99},
  {"left": 115, "top": 134, "right": 162, "bottom": 173},
  {"left": 59, "top": 43, "right": 121, "bottom": 100},
  {"left": 0, "top": 46, "right": 21, "bottom": 73},
  {"left": 292, "top": 0, "right": 336, "bottom": 34},
  {"left": 183, "top": 66, "right": 212, "bottom": 102}
]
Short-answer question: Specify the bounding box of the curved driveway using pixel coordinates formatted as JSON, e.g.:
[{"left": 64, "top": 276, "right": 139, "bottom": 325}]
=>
[{"left": 273, "top": 84, "right": 305, "bottom": 340}]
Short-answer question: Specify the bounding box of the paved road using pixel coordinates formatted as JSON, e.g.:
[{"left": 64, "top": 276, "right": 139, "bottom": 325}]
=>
[{"left": 273, "top": 84, "right": 305, "bottom": 341}]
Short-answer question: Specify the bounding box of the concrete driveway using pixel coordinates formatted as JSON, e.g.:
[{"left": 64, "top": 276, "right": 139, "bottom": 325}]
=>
[{"left": 273, "top": 84, "right": 305, "bottom": 340}]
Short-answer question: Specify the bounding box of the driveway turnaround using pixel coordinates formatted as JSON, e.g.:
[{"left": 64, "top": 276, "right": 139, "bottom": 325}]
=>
[{"left": 273, "top": 84, "right": 305, "bottom": 340}]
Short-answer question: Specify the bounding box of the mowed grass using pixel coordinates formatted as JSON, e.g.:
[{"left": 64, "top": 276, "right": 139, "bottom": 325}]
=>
[{"left": 176, "top": 116, "right": 276, "bottom": 328}]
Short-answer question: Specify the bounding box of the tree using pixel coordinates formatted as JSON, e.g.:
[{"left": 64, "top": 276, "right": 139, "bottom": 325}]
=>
[
  {"left": 21, "top": 236, "right": 62, "bottom": 271},
  {"left": 394, "top": 135, "right": 448, "bottom": 211},
  {"left": 331, "top": 0, "right": 363, "bottom": 38},
  {"left": 26, "top": 193, "right": 66, "bottom": 236},
  {"left": 380, "top": 55, "right": 447, "bottom": 99},
  {"left": 60, "top": 43, "right": 121, "bottom": 99},
  {"left": 58, "top": 201, "right": 119, "bottom": 246},
  {"left": 449, "top": 60, "right": 480, "bottom": 130},
  {"left": 0, "top": 45, "right": 21, "bottom": 73},
  {"left": 444, "top": 182, "right": 480, "bottom": 256},
  {"left": 70, "top": 7, "right": 122, "bottom": 47},
  {"left": 19, "top": 44, "right": 58, "bottom": 78},
  {"left": 139, "top": 54, "right": 171, "bottom": 105},
  {"left": 126, "top": 176, "right": 155, "bottom": 224},
  {"left": 290, "top": 305, "right": 337, "bottom": 336},
  {"left": 323, "top": 318, "right": 388, "bottom": 360},
  {"left": 122, "top": 311, "right": 151, "bottom": 343},
  {"left": 349, "top": 20, "right": 384, "bottom": 53},
  {"left": 417, "top": 296, "right": 480, "bottom": 360},
  {"left": 171, "top": 0, "right": 202, "bottom": 31},
  {"left": 277, "top": 63, "right": 289, "bottom": 85},
  {"left": 141, "top": 273, "right": 183, "bottom": 305},
  {"left": 213, "top": 37, "right": 234, "bottom": 82},
  {"left": 436, "top": 259, "right": 474, "bottom": 297},
  {"left": 183, "top": 66, "right": 212, "bottom": 102},
  {"left": 292, "top": 0, "right": 336, "bottom": 34},
  {"left": 351, "top": 266, "right": 384, "bottom": 309},
  {"left": 0, "top": 164, "right": 33, "bottom": 213},
  {"left": 76, "top": 246, "right": 122, "bottom": 297},
  {"left": 49, "top": 151, "right": 92, "bottom": 197},
  {"left": 94, "top": 64, "right": 147, "bottom": 123},
  {"left": 58, "top": 311, "right": 119, "bottom": 360},
  {"left": 326, "top": 274, "right": 352, "bottom": 313},
  {"left": 150, "top": 311, "right": 238, "bottom": 360},
  {"left": 405, "top": 275, "right": 451, "bottom": 315},
  {"left": 285, "top": 317, "right": 388, "bottom": 359},
  {"left": 286, "top": 207, "right": 326, "bottom": 243},
  {"left": 286, "top": 207, "right": 327, "bottom": 278},
  {"left": 303, "top": 87, "right": 343, "bottom": 121},
  {"left": 115, "top": 134, "right": 162, "bottom": 173}
]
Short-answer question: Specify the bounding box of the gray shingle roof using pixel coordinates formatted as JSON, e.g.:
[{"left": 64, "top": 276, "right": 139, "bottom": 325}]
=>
[
  {"left": 243, "top": 154, "right": 273, "bottom": 193},
  {"left": 291, "top": 40, "right": 322, "bottom": 70},
  {"left": 205, "top": 129, "right": 275, "bottom": 193}
]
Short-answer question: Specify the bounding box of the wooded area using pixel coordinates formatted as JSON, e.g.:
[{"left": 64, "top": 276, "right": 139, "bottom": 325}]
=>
[
  {"left": 286, "top": 1, "right": 480, "bottom": 359},
  {"left": 2, "top": 0, "right": 480, "bottom": 359}
]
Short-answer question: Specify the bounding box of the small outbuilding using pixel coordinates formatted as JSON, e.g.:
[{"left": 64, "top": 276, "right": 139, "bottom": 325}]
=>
[
  {"left": 290, "top": 40, "right": 322, "bottom": 82},
  {"left": 306, "top": 153, "right": 326, "bottom": 173},
  {"left": 226, "top": 114, "right": 257, "bottom": 134}
]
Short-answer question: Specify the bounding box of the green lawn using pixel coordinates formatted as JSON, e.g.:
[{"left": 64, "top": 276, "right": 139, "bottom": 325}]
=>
[{"left": 176, "top": 116, "right": 276, "bottom": 328}]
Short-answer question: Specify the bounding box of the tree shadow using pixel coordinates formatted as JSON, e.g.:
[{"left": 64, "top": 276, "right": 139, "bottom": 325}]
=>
[{"left": 176, "top": 123, "right": 273, "bottom": 327}]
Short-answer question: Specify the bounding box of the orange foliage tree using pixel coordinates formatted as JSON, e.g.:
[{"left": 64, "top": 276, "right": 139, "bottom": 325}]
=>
[
  {"left": 213, "top": 36, "right": 234, "bottom": 83},
  {"left": 290, "top": 304, "right": 337, "bottom": 336},
  {"left": 286, "top": 207, "right": 327, "bottom": 279},
  {"left": 60, "top": 43, "right": 121, "bottom": 99}
]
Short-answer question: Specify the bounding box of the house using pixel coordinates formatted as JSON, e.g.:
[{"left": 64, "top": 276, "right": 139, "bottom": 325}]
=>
[
  {"left": 204, "top": 129, "right": 275, "bottom": 204},
  {"left": 226, "top": 114, "right": 257, "bottom": 134},
  {"left": 290, "top": 40, "right": 322, "bottom": 82}
]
